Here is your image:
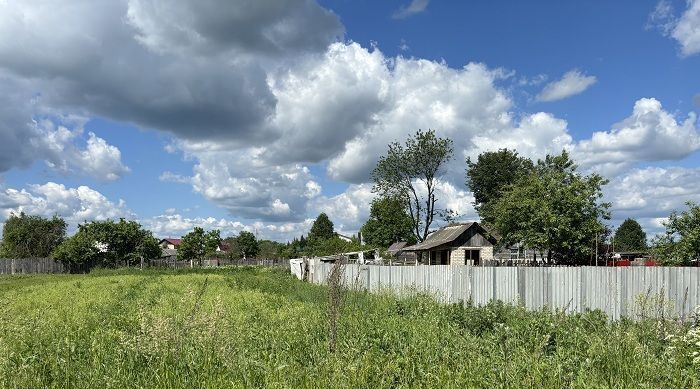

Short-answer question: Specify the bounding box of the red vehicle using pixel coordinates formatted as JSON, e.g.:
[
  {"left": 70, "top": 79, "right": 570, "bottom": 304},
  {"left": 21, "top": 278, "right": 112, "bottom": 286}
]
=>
[{"left": 607, "top": 252, "right": 655, "bottom": 267}]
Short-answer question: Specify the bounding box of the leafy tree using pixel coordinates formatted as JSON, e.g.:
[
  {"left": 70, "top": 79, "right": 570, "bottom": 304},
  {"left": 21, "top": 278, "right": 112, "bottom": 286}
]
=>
[
  {"left": 52, "top": 230, "right": 100, "bottom": 271},
  {"left": 0, "top": 213, "right": 67, "bottom": 258},
  {"left": 614, "top": 219, "right": 647, "bottom": 252},
  {"left": 281, "top": 235, "right": 308, "bottom": 258},
  {"left": 53, "top": 218, "right": 161, "bottom": 270},
  {"left": 360, "top": 196, "right": 416, "bottom": 248},
  {"left": 307, "top": 235, "right": 361, "bottom": 257},
  {"left": 652, "top": 202, "right": 700, "bottom": 265},
  {"left": 236, "top": 231, "right": 259, "bottom": 259},
  {"left": 258, "top": 239, "right": 284, "bottom": 259},
  {"left": 84, "top": 219, "right": 161, "bottom": 264},
  {"left": 223, "top": 236, "right": 242, "bottom": 260},
  {"left": 466, "top": 149, "right": 533, "bottom": 225},
  {"left": 489, "top": 151, "right": 610, "bottom": 264},
  {"left": 372, "top": 129, "right": 454, "bottom": 242},
  {"left": 178, "top": 227, "right": 221, "bottom": 264},
  {"left": 308, "top": 213, "right": 335, "bottom": 241}
]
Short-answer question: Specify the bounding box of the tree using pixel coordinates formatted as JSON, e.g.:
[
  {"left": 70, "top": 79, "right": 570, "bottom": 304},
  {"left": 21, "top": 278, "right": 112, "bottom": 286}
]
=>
[
  {"left": 83, "top": 219, "right": 161, "bottom": 265},
  {"left": 223, "top": 236, "right": 242, "bottom": 260},
  {"left": 360, "top": 196, "right": 416, "bottom": 248},
  {"left": 614, "top": 219, "right": 647, "bottom": 252},
  {"left": 235, "top": 231, "right": 259, "bottom": 259},
  {"left": 52, "top": 218, "right": 161, "bottom": 270},
  {"left": 307, "top": 235, "right": 360, "bottom": 257},
  {"left": 488, "top": 151, "right": 610, "bottom": 264},
  {"left": 281, "top": 235, "right": 307, "bottom": 258},
  {"left": 258, "top": 240, "right": 283, "bottom": 259},
  {"left": 652, "top": 202, "right": 700, "bottom": 265},
  {"left": 466, "top": 149, "right": 533, "bottom": 225},
  {"left": 0, "top": 213, "right": 67, "bottom": 258},
  {"left": 52, "top": 230, "right": 101, "bottom": 271},
  {"left": 372, "top": 129, "right": 454, "bottom": 242},
  {"left": 177, "top": 227, "right": 221, "bottom": 264},
  {"left": 308, "top": 213, "right": 334, "bottom": 241}
]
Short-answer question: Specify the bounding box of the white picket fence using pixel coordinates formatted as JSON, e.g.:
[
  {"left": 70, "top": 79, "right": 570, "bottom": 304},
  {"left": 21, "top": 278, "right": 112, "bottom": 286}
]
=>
[{"left": 310, "top": 262, "right": 700, "bottom": 320}]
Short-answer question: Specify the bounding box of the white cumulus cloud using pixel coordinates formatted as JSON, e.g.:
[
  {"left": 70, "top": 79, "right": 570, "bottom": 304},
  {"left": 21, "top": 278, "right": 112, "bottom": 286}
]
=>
[
  {"left": 573, "top": 98, "right": 700, "bottom": 175},
  {"left": 536, "top": 70, "right": 597, "bottom": 102},
  {"left": 649, "top": 0, "right": 700, "bottom": 56},
  {"left": 606, "top": 166, "right": 700, "bottom": 235},
  {"left": 393, "top": 0, "right": 430, "bottom": 19},
  {"left": 0, "top": 182, "right": 133, "bottom": 228}
]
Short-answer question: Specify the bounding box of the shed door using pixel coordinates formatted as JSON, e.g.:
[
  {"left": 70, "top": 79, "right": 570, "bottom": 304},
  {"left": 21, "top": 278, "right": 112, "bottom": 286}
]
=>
[{"left": 466, "top": 249, "right": 480, "bottom": 266}]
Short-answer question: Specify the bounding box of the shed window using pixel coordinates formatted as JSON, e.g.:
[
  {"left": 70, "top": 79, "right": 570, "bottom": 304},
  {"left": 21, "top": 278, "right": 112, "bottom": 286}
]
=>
[{"left": 466, "top": 249, "right": 480, "bottom": 266}]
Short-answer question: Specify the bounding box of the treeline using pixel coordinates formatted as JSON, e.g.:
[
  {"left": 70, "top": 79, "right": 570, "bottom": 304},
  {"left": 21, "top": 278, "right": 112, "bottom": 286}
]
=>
[
  {"left": 0, "top": 214, "right": 161, "bottom": 271},
  {"left": 263, "top": 213, "right": 363, "bottom": 259},
  {"left": 0, "top": 211, "right": 364, "bottom": 271}
]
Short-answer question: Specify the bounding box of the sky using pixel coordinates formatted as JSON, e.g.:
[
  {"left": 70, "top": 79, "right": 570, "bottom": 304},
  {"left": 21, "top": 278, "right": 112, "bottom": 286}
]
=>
[{"left": 0, "top": 0, "right": 699, "bottom": 242}]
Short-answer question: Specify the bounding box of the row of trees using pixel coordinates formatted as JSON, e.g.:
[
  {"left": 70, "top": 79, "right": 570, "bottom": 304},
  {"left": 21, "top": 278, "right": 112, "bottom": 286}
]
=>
[
  {"left": 280, "top": 213, "right": 362, "bottom": 258},
  {"left": 176, "top": 228, "right": 285, "bottom": 262},
  {"left": 0, "top": 211, "right": 361, "bottom": 267},
  {"left": 0, "top": 213, "right": 161, "bottom": 271},
  {"left": 174, "top": 213, "right": 359, "bottom": 263}
]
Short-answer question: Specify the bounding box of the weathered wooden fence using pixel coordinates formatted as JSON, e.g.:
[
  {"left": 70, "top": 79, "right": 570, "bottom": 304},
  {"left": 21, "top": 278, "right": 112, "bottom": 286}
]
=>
[
  {"left": 0, "top": 257, "right": 289, "bottom": 275},
  {"left": 149, "top": 258, "right": 289, "bottom": 269},
  {"left": 0, "top": 258, "right": 65, "bottom": 274},
  {"left": 310, "top": 262, "right": 700, "bottom": 320}
]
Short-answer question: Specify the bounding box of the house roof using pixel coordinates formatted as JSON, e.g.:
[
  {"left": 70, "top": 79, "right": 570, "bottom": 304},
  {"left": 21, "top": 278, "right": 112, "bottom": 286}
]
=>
[
  {"left": 160, "top": 238, "right": 181, "bottom": 246},
  {"left": 403, "top": 222, "right": 476, "bottom": 251},
  {"left": 161, "top": 248, "right": 178, "bottom": 257},
  {"left": 388, "top": 241, "right": 408, "bottom": 253}
]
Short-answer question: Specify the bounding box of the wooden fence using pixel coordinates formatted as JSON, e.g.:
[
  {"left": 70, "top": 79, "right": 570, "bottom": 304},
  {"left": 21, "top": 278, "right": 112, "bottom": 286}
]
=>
[
  {"left": 0, "top": 257, "right": 289, "bottom": 275},
  {"left": 0, "top": 258, "right": 65, "bottom": 274},
  {"left": 310, "top": 262, "right": 700, "bottom": 321},
  {"left": 149, "top": 258, "right": 289, "bottom": 269}
]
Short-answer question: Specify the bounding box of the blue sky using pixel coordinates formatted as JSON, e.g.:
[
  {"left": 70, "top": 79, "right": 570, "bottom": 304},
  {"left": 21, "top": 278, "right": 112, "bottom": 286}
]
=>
[{"left": 0, "top": 0, "right": 699, "bottom": 241}]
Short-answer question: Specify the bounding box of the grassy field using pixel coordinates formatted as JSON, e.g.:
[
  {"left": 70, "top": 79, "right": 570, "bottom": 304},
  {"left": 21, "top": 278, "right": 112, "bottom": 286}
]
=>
[{"left": 0, "top": 267, "right": 698, "bottom": 388}]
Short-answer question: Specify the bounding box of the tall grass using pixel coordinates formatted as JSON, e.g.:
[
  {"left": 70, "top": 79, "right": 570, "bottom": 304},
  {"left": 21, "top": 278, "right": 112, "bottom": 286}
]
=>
[{"left": 0, "top": 267, "right": 698, "bottom": 388}]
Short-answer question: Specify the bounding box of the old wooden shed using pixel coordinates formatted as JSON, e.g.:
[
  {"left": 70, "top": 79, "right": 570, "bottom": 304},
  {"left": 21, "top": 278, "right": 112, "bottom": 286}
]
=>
[{"left": 403, "top": 222, "right": 497, "bottom": 265}]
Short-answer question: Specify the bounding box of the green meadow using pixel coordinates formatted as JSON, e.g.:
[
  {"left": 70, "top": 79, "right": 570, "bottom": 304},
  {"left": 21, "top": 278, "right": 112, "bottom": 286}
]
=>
[{"left": 0, "top": 267, "right": 698, "bottom": 388}]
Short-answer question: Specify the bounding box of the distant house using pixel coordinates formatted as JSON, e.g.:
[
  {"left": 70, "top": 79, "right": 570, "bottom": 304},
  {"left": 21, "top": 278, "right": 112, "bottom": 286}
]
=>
[
  {"left": 403, "top": 222, "right": 497, "bottom": 265},
  {"left": 159, "top": 238, "right": 181, "bottom": 250}
]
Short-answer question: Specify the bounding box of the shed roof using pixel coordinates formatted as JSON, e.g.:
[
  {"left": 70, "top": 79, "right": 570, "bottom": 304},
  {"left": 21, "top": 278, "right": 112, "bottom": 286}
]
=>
[
  {"left": 388, "top": 241, "right": 408, "bottom": 253},
  {"left": 161, "top": 248, "right": 177, "bottom": 257},
  {"left": 403, "top": 222, "right": 476, "bottom": 251}
]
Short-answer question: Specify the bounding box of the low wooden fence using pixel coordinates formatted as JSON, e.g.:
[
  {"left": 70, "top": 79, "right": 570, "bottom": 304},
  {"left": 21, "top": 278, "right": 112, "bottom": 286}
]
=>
[
  {"left": 148, "top": 258, "right": 289, "bottom": 269},
  {"left": 310, "top": 262, "right": 700, "bottom": 321},
  {"left": 0, "top": 257, "right": 289, "bottom": 275},
  {"left": 0, "top": 258, "right": 65, "bottom": 274}
]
